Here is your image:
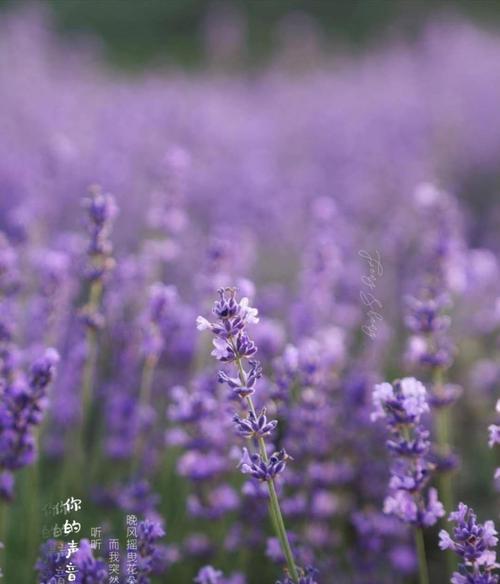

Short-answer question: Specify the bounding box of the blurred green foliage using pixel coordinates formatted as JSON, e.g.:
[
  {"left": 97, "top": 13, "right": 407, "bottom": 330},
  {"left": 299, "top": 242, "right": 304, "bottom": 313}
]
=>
[{"left": 1, "top": 0, "right": 500, "bottom": 69}]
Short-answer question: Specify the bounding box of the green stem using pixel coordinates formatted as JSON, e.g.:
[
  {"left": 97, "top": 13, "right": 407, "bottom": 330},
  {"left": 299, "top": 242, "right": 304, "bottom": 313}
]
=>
[
  {"left": 27, "top": 443, "right": 41, "bottom": 574},
  {"left": 64, "top": 280, "right": 102, "bottom": 494},
  {"left": 434, "top": 369, "right": 453, "bottom": 514},
  {"left": 433, "top": 368, "right": 456, "bottom": 577},
  {"left": 81, "top": 281, "right": 102, "bottom": 436},
  {"left": 131, "top": 354, "right": 158, "bottom": 475},
  {"left": 415, "top": 528, "right": 429, "bottom": 584},
  {"left": 436, "top": 407, "right": 453, "bottom": 512},
  {"left": 231, "top": 344, "right": 299, "bottom": 583},
  {"left": 267, "top": 477, "right": 300, "bottom": 582},
  {"left": 81, "top": 328, "right": 98, "bottom": 439}
]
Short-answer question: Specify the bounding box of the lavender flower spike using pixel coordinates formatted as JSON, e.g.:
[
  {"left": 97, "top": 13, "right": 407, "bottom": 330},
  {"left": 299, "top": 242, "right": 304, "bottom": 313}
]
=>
[
  {"left": 197, "top": 287, "right": 301, "bottom": 583},
  {"left": 0, "top": 347, "right": 59, "bottom": 500},
  {"left": 439, "top": 503, "right": 499, "bottom": 583},
  {"left": 136, "top": 518, "right": 166, "bottom": 584},
  {"left": 372, "top": 377, "right": 444, "bottom": 584}
]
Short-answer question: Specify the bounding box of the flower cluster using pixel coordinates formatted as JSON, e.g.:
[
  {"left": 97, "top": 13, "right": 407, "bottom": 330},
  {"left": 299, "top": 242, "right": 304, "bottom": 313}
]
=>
[
  {"left": 0, "top": 348, "right": 59, "bottom": 500},
  {"left": 36, "top": 539, "right": 107, "bottom": 583},
  {"left": 136, "top": 519, "right": 167, "bottom": 584},
  {"left": 439, "top": 503, "right": 499, "bottom": 583},
  {"left": 239, "top": 448, "right": 291, "bottom": 482},
  {"left": 372, "top": 377, "right": 444, "bottom": 527}
]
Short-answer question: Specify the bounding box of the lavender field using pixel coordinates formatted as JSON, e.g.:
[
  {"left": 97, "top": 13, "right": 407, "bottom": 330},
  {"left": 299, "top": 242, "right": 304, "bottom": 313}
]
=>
[{"left": 1, "top": 5, "right": 500, "bottom": 584}]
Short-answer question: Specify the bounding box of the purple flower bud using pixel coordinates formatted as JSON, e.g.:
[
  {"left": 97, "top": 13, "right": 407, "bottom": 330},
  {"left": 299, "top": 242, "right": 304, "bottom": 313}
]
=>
[{"left": 233, "top": 408, "right": 277, "bottom": 439}]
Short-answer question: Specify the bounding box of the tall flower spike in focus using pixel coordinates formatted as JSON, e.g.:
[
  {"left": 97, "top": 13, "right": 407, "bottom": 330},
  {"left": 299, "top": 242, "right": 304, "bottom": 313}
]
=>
[
  {"left": 439, "top": 503, "right": 499, "bottom": 583},
  {"left": 372, "top": 377, "right": 444, "bottom": 584},
  {"left": 197, "top": 288, "right": 302, "bottom": 583}
]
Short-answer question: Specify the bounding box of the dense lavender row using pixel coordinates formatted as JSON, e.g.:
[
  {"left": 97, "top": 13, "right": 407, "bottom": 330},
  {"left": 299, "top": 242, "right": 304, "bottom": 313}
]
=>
[{"left": 0, "top": 6, "right": 499, "bottom": 584}]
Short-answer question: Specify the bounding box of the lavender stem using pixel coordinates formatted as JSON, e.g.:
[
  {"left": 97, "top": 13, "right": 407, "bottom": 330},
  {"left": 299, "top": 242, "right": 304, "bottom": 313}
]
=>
[
  {"left": 233, "top": 349, "right": 299, "bottom": 583},
  {"left": 415, "top": 527, "right": 429, "bottom": 584},
  {"left": 131, "top": 353, "right": 158, "bottom": 474}
]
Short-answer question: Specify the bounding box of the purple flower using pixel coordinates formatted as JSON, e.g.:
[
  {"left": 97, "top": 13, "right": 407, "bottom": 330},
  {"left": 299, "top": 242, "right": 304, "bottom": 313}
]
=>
[
  {"left": 372, "top": 377, "right": 444, "bottom": 528},
  {"left": 194, "top": 565, "right": 246, "bottom": 584},
  {"left": 195, "top": 565, "right": 224, "bottom": 584},
  {"left": 136, "top": 518, "right": 166, "bottom": 584},
  {"left": 439, "top": 503, "right": 499, "bottom": 583},
  {"left": 218, "top": 360, "right": 262, "bottom": 399},
  {"left": 238, "top": 447, "right": 291, "bottom": 482},
  {"left": 36, "top": 539, "right": 107, "bottom": 584},
  {"left": 198, "top": 288, "right": 301, "bottom": 580},
  {"left": 371, "top": 378, "right": 429, "bottom": 425},
  {"left": 233, "top": 408, "right": 277, "bottom": 439},
  {"left": 73, "top": 539, "right": 108, "bottom": 583},
  {"left": 0, "top": 347, "right": 59, "bottom": 500}
]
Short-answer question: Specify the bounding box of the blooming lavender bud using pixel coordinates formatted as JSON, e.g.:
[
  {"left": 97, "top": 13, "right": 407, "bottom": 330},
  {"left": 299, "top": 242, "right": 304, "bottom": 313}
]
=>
[
  {"left": 137, "top": 518, "right": 166, "bottom": 583},
  {"left": 29, "top": 348, "right": 59, "bottom": 390},
  {"left": 371, "top": 378, "right": 429, "bottom": 425},
  {"left": 386, "top": 428, "right": 430, "bottom": 457},
  {"left": 35, "top": 540, "right": 69, "bottom": 584},
  {"left": 439, "top": 503, "right": 499, "bottom": 583},
  {"left": 36, "top": 538, "right": 107, "bottom": 584},
  {"left": 233, "top": 408, "right": 278, "bottom": 439},
  {"left": 197, "top": 289, "right": 259, "bottom": 352},
  {"left": 84, "top": 189, "right": 119, "bottom": 227},
  {"left": 384, "top": 488, "right": 444, "bottom": 527},
  {"left": 218, "top": 360, "right": 262, "bottom": 398},
  {"left": 73, "top": 539, "right": 108, "bottom": 582},
  {"left": 405, "top": 294, "right": 452, "bottom": 333},
  {"left": 406, "top": 335, "right": 455, "bottom": 370},
  {"left": 238, "top": 447, "right": 291, "bottom": 482}
]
